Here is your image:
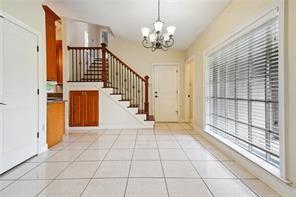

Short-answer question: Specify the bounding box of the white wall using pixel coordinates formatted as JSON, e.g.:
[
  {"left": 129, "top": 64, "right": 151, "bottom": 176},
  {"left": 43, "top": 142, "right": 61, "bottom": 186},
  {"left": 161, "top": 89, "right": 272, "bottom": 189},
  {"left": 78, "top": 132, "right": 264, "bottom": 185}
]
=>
[
  {"left": 64, "top": 18, "right": 101, "bottom": 47},
  {"left": 1, "top": 0, "right": 48, "bottom": 153}
]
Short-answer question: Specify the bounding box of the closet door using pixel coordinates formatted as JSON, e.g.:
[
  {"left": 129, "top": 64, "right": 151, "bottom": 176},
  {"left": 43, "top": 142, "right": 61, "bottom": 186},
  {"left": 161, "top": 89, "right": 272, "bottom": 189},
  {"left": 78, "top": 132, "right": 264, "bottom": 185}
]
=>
[
  {"left": 69, "top": 91, "right": 84, "bottom": 127},
  {"left": 0, "top": 17, "right": 38, "bottom": 174},
  {"left": 84, "top": 91, "right": 99, "bottom": 126},
  {"left": 69, "top": 91, "right": 98, "bottom": 127}
]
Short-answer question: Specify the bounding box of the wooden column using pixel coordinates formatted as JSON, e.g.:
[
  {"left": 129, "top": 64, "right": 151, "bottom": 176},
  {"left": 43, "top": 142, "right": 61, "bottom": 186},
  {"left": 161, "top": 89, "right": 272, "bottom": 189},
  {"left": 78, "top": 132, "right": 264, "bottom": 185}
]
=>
[
  {"left": 101, "top": 43, "right": 107, "bottom": 87},
  {"left": 144, "top": 75, "right": 149, "bottom": 120}
]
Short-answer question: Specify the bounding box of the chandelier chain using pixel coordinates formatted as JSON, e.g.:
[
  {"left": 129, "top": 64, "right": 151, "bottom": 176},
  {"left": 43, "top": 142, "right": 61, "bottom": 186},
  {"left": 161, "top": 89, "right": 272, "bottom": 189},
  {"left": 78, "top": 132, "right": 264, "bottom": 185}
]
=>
[{"left": 158, "top": 0, "right": 160, "bottom": 21}]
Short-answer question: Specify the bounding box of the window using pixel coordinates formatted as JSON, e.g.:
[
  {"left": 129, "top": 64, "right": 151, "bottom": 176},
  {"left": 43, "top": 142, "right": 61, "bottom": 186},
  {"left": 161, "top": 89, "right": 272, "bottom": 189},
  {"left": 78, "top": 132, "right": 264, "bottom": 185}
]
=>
[
  {"left": 205, "top": 14, "right": 280, "bottom": 167},
  {"left": 84, "top": 30, "right": 89, "bottom": 47}
]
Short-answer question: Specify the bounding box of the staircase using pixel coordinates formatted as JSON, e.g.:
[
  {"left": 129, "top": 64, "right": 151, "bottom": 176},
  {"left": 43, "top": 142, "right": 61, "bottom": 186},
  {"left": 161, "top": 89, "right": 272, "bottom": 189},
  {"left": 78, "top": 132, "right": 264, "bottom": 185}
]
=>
[{"left": 67, "top": 44, "right": 154, "bottom": 122}]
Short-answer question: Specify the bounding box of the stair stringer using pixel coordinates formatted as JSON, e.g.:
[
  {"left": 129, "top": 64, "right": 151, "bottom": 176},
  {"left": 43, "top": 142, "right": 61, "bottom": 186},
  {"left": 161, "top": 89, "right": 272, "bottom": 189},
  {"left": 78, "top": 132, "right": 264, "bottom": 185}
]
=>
[{"left": 66, "top": 82, "right": 154, "bottom": 129}]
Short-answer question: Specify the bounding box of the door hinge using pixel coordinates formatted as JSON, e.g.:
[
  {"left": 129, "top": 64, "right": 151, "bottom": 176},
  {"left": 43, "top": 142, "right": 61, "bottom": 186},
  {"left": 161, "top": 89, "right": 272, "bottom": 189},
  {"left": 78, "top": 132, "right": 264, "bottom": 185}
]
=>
[
  {"left": 176, "top": 69, "right": 178, "bottom": 73},
  {"left": 37, "top": 132, "right": 40, "bottom": 138},
  {"left": 176, "top": 90, "right": 178, "bottom": 94},
  {"left": 176, "top": 110, "right": 179, "bottom": 114},
  {"left": 37, "top": 89, "right": 40, "bottom": 95},
  {"left": 37, "top": 45, "right": 39, "bottom": 52}
]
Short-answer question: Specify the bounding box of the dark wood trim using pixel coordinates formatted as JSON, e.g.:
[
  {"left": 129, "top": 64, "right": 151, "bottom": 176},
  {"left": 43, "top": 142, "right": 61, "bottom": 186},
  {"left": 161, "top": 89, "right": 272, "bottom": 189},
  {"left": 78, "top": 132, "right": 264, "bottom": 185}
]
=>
[
  {"left": 144, "top": 75, "right": 149, "bottom": 120},
  {"left": 42, "top": 5, "right": 60, "bottom": 20},
  {"left": 101, "top": 43, "right": 107, "bottom": 87},
  {"left": 67, "top": 46, "right": 102, "bottom": 50}
]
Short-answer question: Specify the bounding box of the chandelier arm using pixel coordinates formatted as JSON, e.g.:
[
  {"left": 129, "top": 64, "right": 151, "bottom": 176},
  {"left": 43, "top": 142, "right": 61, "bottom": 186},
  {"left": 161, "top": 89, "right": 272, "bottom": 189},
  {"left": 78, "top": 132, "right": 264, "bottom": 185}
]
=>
[
  {"left": 142, "top": 39, "right": 153, "bottom": 48},
  {"left": 166, "top": 37, "right": 175, "bottom": 48}
]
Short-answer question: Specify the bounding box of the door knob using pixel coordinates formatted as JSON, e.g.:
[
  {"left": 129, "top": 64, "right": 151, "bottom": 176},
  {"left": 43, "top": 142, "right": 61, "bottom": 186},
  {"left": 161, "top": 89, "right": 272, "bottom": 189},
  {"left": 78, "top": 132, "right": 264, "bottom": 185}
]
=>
[
  {"left": 154, "top": 91, "right": 158, "bottom": 94},
  {"left": 0, "top": 103, "right": 7, "bottom": 105},
  {"left": 155, "top": 95, "right": 158, "bottom": 98}
]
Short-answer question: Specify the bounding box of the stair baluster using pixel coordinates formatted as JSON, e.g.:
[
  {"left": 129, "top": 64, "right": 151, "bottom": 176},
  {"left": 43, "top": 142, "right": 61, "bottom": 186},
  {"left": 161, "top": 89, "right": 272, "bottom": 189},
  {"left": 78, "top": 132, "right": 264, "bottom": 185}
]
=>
[{"left": 67, "top": 45, "right": 151, "bottom": 120}]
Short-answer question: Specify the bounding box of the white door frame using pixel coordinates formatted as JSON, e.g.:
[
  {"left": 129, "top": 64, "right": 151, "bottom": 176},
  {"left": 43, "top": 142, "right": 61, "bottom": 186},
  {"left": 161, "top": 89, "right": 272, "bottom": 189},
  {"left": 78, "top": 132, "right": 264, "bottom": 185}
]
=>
[
  {"left": 0, "top": 11, "right": 42, "bottom": 154},
  {"left": 185, "top": 56, "right": 195, "bottom": 124},
  {"left": 152, "top": 63, "right": 180, "bottom": 122}
]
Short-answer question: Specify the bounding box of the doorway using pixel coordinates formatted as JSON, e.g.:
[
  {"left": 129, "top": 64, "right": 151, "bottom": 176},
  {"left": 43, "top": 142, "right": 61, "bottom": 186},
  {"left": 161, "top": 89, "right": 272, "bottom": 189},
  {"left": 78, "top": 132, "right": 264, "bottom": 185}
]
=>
[
  {"left": 153, "top": 64, "right": 179, "bottom": 122},
  {"left": 184, "top": 60, "right": 193, "bottom": 123}
]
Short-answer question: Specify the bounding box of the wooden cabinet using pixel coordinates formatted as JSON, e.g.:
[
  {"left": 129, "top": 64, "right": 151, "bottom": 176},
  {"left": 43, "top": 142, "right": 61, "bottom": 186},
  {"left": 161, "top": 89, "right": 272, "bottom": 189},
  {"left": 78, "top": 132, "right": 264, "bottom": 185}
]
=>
[
  {"left": 47, "top": 102, "right": 65, "bottom": 148},
  {"left": 69, "top": 91, "right": 99, "bottom": 127},
  {"left": 43, "top": 6, "right": 60, "bottom": 81}
]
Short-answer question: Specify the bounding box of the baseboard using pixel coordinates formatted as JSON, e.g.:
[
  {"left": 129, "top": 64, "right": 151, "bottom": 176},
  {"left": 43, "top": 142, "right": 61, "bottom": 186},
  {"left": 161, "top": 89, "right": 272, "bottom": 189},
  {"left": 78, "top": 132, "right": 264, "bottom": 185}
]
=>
[
  {"left": 68, "top": 124, "right": 153, "bottom": 132},
  {"left": 38, "top": 143, "right": 48, "bottom": 154},
  {"left": 195, "top": 126, "right": 296, "bottom": 196}
]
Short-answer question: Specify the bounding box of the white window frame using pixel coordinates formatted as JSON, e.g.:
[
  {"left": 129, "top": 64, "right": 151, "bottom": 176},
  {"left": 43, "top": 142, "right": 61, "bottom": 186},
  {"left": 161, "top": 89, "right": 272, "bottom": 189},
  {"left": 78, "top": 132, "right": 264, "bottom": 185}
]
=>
[{"left": 203, "top": 4, "right": 286, "bottom": 180}]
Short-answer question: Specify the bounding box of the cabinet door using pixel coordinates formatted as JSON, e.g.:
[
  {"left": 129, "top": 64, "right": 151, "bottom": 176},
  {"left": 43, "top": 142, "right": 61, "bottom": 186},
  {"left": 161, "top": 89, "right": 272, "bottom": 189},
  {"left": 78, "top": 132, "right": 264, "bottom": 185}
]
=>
[
  {"left": 84, "top": 91, "right": 99, "bottom": 126},
  {"left": 47, "top": 102, "right": 65, "bottom": 148},
  {"left": 69, "top": 91, "right": 84, "bottom": 126}
]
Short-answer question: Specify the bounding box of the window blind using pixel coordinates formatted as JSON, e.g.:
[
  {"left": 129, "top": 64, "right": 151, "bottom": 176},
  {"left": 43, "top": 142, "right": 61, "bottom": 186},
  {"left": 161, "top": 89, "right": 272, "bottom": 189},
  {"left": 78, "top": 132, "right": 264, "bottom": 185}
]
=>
[{"left": 205, "top": 15, "right": 280, "bottom": 167}]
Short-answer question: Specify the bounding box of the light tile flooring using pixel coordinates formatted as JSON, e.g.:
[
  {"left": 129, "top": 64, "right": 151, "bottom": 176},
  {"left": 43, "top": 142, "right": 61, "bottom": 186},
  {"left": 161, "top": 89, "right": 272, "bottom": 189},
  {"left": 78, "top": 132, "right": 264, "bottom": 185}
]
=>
[{"left": 0, "top": 123, "right": 281, "bottom": 197}]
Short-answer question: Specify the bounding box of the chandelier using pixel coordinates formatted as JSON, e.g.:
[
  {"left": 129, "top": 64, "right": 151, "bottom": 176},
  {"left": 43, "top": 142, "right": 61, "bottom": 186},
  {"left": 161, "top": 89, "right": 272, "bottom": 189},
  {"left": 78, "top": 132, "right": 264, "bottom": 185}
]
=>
[{"left": 141, "top": 0, "right": 176, "bottom": 51}]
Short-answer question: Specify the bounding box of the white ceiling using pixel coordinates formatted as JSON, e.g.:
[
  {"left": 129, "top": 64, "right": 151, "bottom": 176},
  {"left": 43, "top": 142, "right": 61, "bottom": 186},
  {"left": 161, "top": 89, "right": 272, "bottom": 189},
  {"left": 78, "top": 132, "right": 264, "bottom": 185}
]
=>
[{"left": 45, "top": 0, "right": 230, "bottom": 50}]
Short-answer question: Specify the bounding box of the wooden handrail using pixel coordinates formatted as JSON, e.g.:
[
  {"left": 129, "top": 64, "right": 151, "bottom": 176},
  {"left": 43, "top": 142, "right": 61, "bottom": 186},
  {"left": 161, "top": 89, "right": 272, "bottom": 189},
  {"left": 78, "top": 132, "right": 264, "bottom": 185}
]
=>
[
  {"left": 105, "top": 48, "right": 145, "bottom": 81},
  {"left": 67, "top": 46, "right": 102, "bottom": 50}
]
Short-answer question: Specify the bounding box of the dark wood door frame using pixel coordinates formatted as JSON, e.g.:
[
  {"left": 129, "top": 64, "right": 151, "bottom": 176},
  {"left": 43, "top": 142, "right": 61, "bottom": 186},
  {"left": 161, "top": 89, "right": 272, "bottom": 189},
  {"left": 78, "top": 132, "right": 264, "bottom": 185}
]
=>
[{"left": 43, "top": 5, "right": 60, "bottom": 81}]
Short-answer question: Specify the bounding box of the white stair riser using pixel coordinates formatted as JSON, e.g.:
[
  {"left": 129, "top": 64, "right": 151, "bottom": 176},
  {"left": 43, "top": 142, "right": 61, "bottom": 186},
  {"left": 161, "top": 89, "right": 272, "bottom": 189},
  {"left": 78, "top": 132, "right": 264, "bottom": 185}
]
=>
[{"left": 69, "top": 82, "right": 154, "bottom": 127}]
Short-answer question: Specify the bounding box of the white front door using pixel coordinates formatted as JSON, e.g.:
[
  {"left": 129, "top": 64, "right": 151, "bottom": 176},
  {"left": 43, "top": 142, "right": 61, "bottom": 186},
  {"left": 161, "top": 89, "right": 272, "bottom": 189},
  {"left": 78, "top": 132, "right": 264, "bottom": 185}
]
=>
[
  {"left": 0, "top": 17, "right": 39, "bottom": 174},
  {"left": 154, "top": 65, "right": 178, "bottom": 122}
]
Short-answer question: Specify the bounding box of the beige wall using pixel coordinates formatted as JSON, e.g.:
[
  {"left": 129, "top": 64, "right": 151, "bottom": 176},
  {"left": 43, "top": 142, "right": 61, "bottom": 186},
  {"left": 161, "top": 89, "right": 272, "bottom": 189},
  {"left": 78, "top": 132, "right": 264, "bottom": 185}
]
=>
[
  {"left": 108, "top": 37, "right": 186, "bottom": 120},
  {"left": 186, "top": 0, "right": 277, "bottom": 129},
  {"left": 185, "top": 0, "right": 296, "bottom": 194}
]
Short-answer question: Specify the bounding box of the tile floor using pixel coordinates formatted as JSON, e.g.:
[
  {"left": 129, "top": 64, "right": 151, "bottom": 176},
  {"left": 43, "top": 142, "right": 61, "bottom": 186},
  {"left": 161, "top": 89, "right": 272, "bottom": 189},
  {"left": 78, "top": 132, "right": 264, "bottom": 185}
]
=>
[{"left": 0, "top": 123, "right": 281, "bottom": 197}]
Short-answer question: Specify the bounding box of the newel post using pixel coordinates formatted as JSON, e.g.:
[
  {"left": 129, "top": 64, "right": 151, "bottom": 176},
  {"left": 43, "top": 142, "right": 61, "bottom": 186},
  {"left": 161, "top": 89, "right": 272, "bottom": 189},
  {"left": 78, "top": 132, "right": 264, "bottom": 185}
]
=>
[
  {"left": 144, "top": 75, "right": 149, "bottom": 120},
  {"left": 101, "top": 43, "right": 107, "bottom": 87}
]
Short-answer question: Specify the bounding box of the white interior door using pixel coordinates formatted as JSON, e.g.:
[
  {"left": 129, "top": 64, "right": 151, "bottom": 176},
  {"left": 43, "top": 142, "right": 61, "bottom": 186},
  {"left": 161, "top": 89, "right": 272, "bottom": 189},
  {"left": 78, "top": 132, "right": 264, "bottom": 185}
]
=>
[
  {"left": 154, "top": 65, "right": 178, "bottom": 122},
  {"left": 0, "top": 17, "right": 39, "bottom": 174}
]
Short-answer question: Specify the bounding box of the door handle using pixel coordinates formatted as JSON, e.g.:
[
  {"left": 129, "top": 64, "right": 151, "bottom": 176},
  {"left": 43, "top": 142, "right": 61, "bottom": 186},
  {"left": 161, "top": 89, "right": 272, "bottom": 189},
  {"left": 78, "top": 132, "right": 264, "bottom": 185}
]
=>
[{"left": 0, "top": 103, "right": 7, "bottom": 105}]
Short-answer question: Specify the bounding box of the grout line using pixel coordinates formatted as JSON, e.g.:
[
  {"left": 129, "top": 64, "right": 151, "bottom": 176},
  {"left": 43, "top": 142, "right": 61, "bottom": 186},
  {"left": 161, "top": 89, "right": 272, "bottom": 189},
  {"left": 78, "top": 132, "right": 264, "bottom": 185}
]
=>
[
  {"left": 183, "top": 123, "right": 261, "bottom": 197},
  {"left": 123, "top": 129, "right": 138, "bottom": 197},
  {"left": 155, "top": 127, "right": 170, "bottom": 197},
  {"left": 0, "top": 133, "right": 91, "bottom": 192},
  {"left": 171, "top": 123, "right": 216, "bottom": 197},
  {"left": 33, "top": 132, "right": 104, "bottom": 197},
  {"left": 78, "top": 129, "right": 122, "bottom": 197},
  {"left": 0, "top": 125, "right": 270, "bottom": 196}
]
